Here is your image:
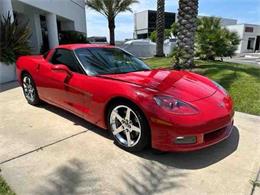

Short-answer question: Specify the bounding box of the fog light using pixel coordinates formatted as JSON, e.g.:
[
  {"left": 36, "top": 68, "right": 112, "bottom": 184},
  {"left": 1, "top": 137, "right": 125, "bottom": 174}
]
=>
[{"left": 175, "top": 136, "right": 197, "bottom": 144}]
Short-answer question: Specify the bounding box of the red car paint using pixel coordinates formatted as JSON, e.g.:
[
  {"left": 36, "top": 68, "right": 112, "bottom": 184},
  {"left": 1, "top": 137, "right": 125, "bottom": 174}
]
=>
[{"left": 16, "top": 44, "right": 234, "bottom": 152}]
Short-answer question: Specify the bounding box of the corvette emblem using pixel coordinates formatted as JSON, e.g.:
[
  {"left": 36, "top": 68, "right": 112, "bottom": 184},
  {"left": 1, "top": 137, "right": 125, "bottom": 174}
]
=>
[{"left": 219, "top": 102, "right": 225, "bottom": 108}]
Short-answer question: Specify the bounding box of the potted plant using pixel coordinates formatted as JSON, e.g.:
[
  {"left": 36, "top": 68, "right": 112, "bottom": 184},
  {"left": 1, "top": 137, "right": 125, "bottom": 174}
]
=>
[{"left": 0, "top": 13, "right": 31, "bottom": 84}]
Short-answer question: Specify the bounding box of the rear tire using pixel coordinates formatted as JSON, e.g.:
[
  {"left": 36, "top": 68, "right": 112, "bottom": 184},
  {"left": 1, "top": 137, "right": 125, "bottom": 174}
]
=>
[
  {"left": 107, "top": 101, "right": 150, "bottom": 152},
  {"left": 22, "top": 73, "right": 41, "bottom": 106}
]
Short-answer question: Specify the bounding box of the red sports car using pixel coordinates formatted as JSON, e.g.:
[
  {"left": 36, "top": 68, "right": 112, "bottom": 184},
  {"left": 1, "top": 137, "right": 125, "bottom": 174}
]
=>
[{"left": 16, "top": 44, "right": 234, "bottom": 152}]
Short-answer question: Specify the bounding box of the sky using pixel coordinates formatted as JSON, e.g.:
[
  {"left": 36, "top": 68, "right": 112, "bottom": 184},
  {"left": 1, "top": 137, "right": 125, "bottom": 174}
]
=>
[{"left": 86, "top": 0, "right": 260, "bottom": 41}]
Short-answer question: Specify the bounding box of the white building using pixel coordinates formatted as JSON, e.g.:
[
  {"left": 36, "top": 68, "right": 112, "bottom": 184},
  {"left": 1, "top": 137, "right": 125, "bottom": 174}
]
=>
[
  {"left": 198, "top": 16, "right": 237, "bottom": 26},
  {"left": 134, "top": 10, "right": 177, "bottom": 39},
  {"left": 226, "top": 24, "right": 260, "bottom": 53},
  {"left": 134, "top": 10, "right": 238, "bottom": 39},
  {"left": 0, "top": 0, "right": 87, "bottom": 53}
]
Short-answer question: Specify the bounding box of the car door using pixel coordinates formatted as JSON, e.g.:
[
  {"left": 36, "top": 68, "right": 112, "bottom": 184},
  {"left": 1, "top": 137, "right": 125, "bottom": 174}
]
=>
[
  {"left": 38, "top": 48, "right": 88, "bottom": 117},
  {"left": 35, "top": 49, "right": 66, "bottom": 106}
]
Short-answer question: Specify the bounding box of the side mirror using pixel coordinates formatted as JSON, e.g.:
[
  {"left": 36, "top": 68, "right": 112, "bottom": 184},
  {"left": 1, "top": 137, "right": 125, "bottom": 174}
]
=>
[{"left": 51, "top": 64, "right": 72, "bottom": 77}]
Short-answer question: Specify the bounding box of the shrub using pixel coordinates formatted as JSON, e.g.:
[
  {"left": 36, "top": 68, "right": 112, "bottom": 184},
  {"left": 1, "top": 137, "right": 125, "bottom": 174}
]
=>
[
  {"left": 195, "top": 17, "right": 240, "bottom": 60},
  {"left": 0, "top": 13, "right": 31, "bottom": 64},
  {"left": 150, "top": 31, "right": 157, "bottom": 42}
]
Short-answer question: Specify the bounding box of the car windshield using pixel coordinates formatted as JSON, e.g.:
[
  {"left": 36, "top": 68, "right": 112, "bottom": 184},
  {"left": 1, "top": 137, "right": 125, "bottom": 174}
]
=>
[{"left": 75, "top": 47, "right": 150, "bottom": 76}]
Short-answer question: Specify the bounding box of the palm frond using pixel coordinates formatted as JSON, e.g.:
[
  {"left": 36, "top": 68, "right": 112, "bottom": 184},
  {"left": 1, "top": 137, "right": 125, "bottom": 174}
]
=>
[
  {"left": 85, "top": 0, "right": 139, "bottom": 45},
  {"left": 86, "top": 0, "right": 139, "bottom": 18},
  {"left": 0, "top": 12, "right": 31, "bottom": 64},
  {"left": 86, "top": 0, "right": 107, "bottom": 16}
]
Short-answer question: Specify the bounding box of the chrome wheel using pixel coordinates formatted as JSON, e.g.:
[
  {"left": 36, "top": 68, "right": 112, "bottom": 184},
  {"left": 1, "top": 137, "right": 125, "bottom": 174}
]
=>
[
  {"left": 110, "top": 105, "right": 142, "bottom": 147},
  {"left": 23, "top": 76, "right": 35, "bottom": 102}
]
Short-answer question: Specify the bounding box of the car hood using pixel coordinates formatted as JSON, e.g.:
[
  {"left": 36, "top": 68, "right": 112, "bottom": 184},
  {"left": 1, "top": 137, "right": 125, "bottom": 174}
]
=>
[{"left": 99, "top": 69, "right": 217, "bottom": 102}]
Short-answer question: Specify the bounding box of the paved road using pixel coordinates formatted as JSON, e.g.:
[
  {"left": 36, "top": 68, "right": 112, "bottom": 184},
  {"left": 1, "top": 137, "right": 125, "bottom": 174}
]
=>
[
  {"left": 223, "top": 56, "right": 260, "bottom": 67},
  {"left": 0, "top": 85, "right": 260, "bottom": 195}
]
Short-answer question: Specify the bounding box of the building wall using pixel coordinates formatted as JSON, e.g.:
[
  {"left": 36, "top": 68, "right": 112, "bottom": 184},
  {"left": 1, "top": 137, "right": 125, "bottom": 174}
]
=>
[
  {"left": 226, "top": 24, "right": 245, "bottom": 53},
  {"left": 9, "top": 0, "right": 87, "bottom": 53},
  {"left": 227, "top": 24, "right": 260, "bottom": 53},
  {"left": 219, "top": 18, "right": 237, "bottom": 26},
  {"left": 243, "top": 24, "right": 260, "bottom": 52},
  {"left": 15, "top": 0, "right": 86, "bottom": 33},
  {"left": 198, "top": 16, "right": 237, "bottom": 26},
  {"left": 134, "top": 10, "right": 149, "bottom": 38},
  {"left": 12, "top": 5, "right": 44, "bottom": 54}
]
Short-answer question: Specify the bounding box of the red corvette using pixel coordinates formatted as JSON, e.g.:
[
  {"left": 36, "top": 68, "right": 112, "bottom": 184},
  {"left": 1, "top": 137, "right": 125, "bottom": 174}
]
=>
[{"left": 16, "top": 44, "right": 234, "bottom": 152}]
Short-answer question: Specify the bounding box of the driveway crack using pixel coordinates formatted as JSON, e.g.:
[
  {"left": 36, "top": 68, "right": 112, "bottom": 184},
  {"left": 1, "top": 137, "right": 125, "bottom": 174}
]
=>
[
  {"left": 251, "top": 167, "right": 260, "bottom": 195},
  {"left": 0, "top": 130, "right": 88, "bottom": 165}
]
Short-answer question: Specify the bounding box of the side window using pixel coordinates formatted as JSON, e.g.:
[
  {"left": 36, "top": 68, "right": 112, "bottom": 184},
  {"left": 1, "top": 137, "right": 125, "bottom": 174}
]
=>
[{"left": 51, "top": 49, "right": 82, "bottom": 73}]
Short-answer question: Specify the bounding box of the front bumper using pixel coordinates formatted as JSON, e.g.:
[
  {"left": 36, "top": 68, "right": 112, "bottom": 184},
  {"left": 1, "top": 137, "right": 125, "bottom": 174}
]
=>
[
  {"left": 152, "top": 120, "right": 233, "bottom": 152},
  {"left": 148, "top": 90, "right": 234, "bottom": 152}
]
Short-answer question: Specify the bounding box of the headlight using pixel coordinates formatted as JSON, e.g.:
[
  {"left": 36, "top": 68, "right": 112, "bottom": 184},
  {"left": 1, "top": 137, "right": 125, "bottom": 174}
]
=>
[
  {"left": 212, "top": 80, "right": 228, "bottom": 95},
  {"left": 154, "top": 95, "right": 199, "bottom": 115}
]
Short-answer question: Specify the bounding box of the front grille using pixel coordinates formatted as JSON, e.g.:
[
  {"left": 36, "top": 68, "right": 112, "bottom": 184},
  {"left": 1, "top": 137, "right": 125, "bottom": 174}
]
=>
[{"left": 204, "top": 126, "right": 227, "bottom": 143}]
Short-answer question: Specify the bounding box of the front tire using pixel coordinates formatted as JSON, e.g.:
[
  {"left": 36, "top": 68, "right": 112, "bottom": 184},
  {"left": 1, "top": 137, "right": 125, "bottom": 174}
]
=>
[
  {"left": 22, "top": 73, "right": 40, "bottom": 106},
  {"left": 107, "top": 101, "right": 150, "bottom": 152}
]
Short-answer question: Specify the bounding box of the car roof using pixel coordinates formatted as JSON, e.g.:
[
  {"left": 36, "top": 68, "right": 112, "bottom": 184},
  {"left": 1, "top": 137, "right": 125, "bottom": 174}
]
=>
[{"left": 56, "top": 44, "right": 115, "bottom": 50}]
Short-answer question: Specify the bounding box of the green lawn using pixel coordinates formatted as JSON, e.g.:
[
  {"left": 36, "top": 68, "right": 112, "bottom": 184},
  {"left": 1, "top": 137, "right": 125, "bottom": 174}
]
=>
[
  {"left": 0, "top": 176, "right": 15, "bottom": 195},
  {"left": 144, "top": 57, "right": 260, "bottom": 116}
]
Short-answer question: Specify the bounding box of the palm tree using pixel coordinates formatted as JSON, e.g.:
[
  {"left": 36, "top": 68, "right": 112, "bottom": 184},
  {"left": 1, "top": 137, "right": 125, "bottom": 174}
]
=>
[
  {"left": 174, "top": 0, "right": 199, "bottom": 69},
  {"left": 86, "top": 0, "right": 139, "bottom": 45},
  {"left": 155, "top": 0, "right": 165, "bottom": 57}
]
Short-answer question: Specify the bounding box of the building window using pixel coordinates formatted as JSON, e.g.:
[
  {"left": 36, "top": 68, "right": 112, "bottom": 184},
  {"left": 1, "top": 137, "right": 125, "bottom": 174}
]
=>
[
  {"left": 247, "top": 38, "right": 255, "bottom": 50},
  {"left": 147, "top": 10, "right": 176, "bottom": 35},
  {"left": 245, "top": 27, "right": 254, "bottom": 33}
]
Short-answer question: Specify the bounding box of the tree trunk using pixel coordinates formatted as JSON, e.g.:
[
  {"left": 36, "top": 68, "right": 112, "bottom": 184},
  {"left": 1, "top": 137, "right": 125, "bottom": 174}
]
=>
[
  {"left": 108, "top": 17, "right": 115, "bottom": 45},
  {"left": 174, "top": 0, "right": 199, "bottom": 69},
  {"left": 155, "top": 0, "right": 165, "bottom": 57}
]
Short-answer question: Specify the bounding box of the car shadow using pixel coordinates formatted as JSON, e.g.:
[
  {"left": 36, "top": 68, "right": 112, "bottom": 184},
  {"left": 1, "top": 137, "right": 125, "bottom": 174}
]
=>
[
  {"left": 41, "top": 103, "right": 239, "bottom": 170},
  {"left": 137, "top": 126, "right": 240, "bottom": 170},
  {"left": 41, "top": 102, "right": 113, "bottom": 140}
]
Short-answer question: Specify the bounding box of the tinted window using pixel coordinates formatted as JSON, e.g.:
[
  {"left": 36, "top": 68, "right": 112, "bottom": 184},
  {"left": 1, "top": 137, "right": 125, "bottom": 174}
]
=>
[
  {"left": 75, "top": 48, "right": 150, "bottom": 76},
  {"left": 51, "top": 49, "right": 81, "bottom": 73}
]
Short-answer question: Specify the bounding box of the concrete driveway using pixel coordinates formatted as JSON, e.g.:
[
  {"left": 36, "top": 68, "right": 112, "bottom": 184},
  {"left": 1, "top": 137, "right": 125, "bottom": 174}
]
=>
[{"left": 0, "top": 83, "right": 260, "bottom": 195}]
